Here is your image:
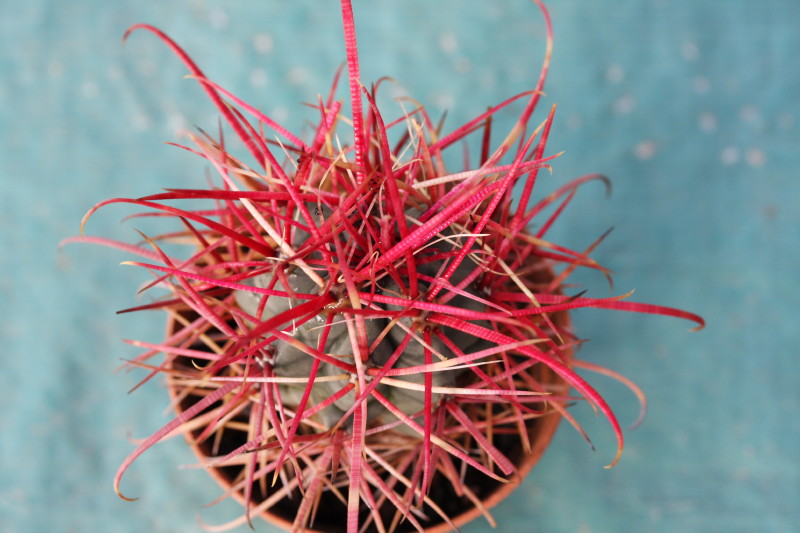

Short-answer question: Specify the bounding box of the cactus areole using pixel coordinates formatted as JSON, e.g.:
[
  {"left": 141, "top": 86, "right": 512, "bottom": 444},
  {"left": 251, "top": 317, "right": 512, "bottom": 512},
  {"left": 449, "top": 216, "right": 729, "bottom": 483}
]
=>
[{"left": 71, "top": 1, "right": 703, "bottom": 531}]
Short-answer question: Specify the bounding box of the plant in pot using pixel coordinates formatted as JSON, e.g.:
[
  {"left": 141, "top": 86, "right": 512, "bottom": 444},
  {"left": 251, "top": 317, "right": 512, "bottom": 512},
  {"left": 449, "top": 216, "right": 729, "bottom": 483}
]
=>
[{"left": 66, "top": 1, "right": 703, "bottom": 531}]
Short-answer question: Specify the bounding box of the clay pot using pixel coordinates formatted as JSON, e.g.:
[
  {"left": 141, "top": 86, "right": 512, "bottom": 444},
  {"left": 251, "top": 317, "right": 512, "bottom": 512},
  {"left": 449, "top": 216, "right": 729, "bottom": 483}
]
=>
[{"left": 164, "top": 274, "right": 571, "bottom": 532}]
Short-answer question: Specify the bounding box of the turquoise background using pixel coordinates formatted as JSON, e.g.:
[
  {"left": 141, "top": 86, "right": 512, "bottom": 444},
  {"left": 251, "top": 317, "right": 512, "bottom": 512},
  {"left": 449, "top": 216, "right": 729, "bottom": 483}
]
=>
[{"left": 2, "top": 0, "right": 798, "bottom": 532}]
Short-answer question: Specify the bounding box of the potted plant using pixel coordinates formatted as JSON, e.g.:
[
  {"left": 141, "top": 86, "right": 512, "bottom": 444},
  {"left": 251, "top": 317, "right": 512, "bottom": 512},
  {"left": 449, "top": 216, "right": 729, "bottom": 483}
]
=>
[{"left": 66, "top": 1, "right": 703, "bottom": 531}]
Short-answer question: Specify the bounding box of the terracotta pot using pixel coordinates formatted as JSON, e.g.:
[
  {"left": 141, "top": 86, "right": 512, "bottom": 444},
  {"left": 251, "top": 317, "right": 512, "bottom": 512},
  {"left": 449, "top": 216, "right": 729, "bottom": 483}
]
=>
[{"left": 164, "top": 272, "right": 571, "bottom": 532}]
